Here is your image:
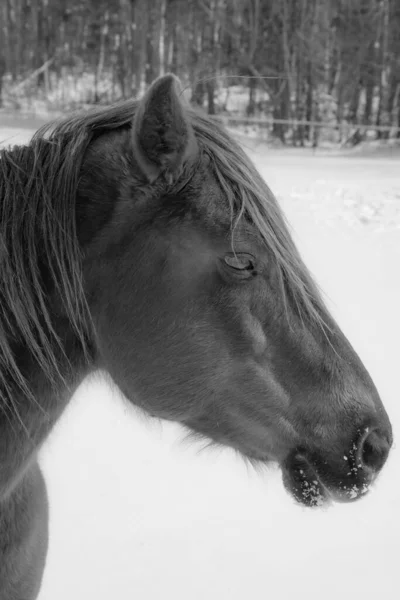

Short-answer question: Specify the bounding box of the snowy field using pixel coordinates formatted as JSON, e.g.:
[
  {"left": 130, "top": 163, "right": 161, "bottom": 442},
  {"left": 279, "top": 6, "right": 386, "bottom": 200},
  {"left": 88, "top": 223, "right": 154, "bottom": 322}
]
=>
[{"left": 1, "top": 115, "right": 400, "bottom": 599}]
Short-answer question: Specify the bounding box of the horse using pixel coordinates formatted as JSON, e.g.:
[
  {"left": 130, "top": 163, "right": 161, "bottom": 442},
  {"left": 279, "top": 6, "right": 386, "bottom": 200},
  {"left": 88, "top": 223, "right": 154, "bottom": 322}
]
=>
[{"left": 0, "top": 73, "right": 392, "bottom": 599}]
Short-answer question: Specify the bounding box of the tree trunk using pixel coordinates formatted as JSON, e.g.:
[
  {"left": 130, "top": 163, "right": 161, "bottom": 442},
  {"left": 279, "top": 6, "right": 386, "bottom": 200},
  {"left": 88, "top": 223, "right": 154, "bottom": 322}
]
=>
[
  {"left": 206, "top": 79, "right": 215, "bottom": 114},
  {"left": 272, "top": 82, "right": 290, "bottom": 143},
  {"left": 348, "top": 80, "right": 361, "bottom": 124},
  {"left": 134, "top": 0, "right": 148, "bottom": 94},
  {"left": 246, "top": 78, "right": 256, "bottom": 116},
  {"left": 363, "top": 42, "right": 376, "bottom": 126},
  {"left": 192, "top": 79, "right": 205, "bottom": 107},
  {"left": 0, "top": 58, "right": 5, "bottom": 107},
  {"left": 305, "top": 64, "right": 313, "bottom": 144}
]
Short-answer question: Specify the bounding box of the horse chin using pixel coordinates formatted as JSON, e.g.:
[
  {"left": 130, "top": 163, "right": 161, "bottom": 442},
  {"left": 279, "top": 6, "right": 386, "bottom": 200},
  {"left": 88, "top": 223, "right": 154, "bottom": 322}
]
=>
[{"left": 281, "top": 453, "right": 332, "bottom": 507}]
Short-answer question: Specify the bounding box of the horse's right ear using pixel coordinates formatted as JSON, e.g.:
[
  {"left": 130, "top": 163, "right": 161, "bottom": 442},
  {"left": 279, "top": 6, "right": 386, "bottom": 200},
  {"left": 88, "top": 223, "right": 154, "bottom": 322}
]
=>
[{"left": 131, "top": 74, "right": 198, "bottom": 183}]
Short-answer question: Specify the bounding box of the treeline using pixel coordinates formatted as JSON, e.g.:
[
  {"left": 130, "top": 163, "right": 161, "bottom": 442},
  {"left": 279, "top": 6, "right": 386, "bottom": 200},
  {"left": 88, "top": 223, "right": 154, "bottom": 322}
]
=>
[{"left": 1, "top": 0, "right": 399, "bottom": 143}]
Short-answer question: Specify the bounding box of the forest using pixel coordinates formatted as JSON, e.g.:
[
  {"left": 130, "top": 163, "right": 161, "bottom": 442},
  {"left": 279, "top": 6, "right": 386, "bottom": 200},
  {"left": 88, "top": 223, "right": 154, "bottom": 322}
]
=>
[{"left": 1, "top": 0, "right": 399, "bottom": 145}]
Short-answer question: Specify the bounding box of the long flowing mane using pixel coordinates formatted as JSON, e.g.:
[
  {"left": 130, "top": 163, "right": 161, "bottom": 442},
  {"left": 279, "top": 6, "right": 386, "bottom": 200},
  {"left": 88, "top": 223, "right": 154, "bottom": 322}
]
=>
[
  {"left": 0, "top": 116, "right": 97, "bottom": 407},
  {"left": 0, "top": 99, "right": 327, "bottom": 410}
]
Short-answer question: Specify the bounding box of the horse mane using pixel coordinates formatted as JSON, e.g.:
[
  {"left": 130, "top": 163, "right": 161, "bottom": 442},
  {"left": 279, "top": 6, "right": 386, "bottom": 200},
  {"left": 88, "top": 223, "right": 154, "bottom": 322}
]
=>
[
  {"left": 0, "top": 117, "right": 97, "bottom": 409},
  {"left": 0, "top": 98, "right": 327, "bottom": 411},
  {"left": 188, "top": 111, "right": 328, "bottom": 330}
]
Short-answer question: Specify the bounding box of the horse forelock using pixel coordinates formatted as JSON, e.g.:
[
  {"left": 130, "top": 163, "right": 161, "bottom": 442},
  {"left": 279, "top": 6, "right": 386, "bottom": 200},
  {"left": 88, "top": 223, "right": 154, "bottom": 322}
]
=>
[{"left": 189, "top": 112, "right": 329, "bottom": 333}]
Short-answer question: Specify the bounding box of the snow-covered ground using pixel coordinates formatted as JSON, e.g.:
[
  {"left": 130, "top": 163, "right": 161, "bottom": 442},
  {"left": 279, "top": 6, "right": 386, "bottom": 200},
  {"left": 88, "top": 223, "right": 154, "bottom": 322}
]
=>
[{"left": 1, "top": 116, "right": 400, "bottom": 599}]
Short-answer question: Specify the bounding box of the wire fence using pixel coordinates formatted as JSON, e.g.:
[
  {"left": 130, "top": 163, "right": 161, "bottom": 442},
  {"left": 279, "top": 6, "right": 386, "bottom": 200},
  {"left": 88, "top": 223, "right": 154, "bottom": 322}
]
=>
[
  {"left": 216, "top": 115, "right": 400, "bottom": 147},
  {"left": 1, "top": 96, "right": 399, "bottom": 149}
]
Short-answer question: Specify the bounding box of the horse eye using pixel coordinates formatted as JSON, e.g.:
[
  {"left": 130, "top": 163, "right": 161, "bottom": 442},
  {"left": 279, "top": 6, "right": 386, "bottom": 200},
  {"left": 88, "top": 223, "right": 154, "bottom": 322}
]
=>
[{"left": 224, "top": 253, "right": 255, "bottom": 272}]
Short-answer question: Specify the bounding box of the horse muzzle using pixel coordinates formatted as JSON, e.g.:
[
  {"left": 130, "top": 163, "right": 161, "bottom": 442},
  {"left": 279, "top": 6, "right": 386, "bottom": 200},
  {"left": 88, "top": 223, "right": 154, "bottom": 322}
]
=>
[{"left": 281, "top": 425, "right": 392, "bottom": 507}]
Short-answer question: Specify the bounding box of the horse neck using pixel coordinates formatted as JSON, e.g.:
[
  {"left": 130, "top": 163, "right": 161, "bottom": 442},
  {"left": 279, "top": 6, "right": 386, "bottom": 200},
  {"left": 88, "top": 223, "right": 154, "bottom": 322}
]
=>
[{"left": 0, "top": 325, "right": 92, "bottom": 500}]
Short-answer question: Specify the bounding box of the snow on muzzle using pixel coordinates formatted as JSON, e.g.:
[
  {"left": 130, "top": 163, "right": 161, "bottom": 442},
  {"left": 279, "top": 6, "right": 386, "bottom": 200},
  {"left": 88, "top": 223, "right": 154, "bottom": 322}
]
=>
[{"left": 281, "top": 427, "right": 392, "bottom": 507}]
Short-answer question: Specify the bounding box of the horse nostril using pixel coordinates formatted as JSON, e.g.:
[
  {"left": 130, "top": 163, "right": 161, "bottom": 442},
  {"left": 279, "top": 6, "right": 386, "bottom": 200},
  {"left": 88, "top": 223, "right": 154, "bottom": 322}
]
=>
[
  {"left": 361, "top": 438, "right": 376, "bottom": 468},
  {"left": 358, "top": 429, "right": 391, "bottom": 473}
]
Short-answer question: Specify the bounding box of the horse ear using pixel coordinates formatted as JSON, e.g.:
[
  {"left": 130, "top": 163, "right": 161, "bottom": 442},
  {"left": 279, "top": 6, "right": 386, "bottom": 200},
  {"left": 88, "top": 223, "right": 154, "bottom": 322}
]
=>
[{"left": 131, "top": 74, "right": 198, "bottom": 183}]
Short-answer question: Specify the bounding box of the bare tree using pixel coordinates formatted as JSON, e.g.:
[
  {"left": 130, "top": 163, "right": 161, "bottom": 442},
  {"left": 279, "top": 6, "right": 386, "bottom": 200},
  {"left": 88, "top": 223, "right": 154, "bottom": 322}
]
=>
[{"left": 0, "top": 0, "right": 398, "bottom": 143}]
